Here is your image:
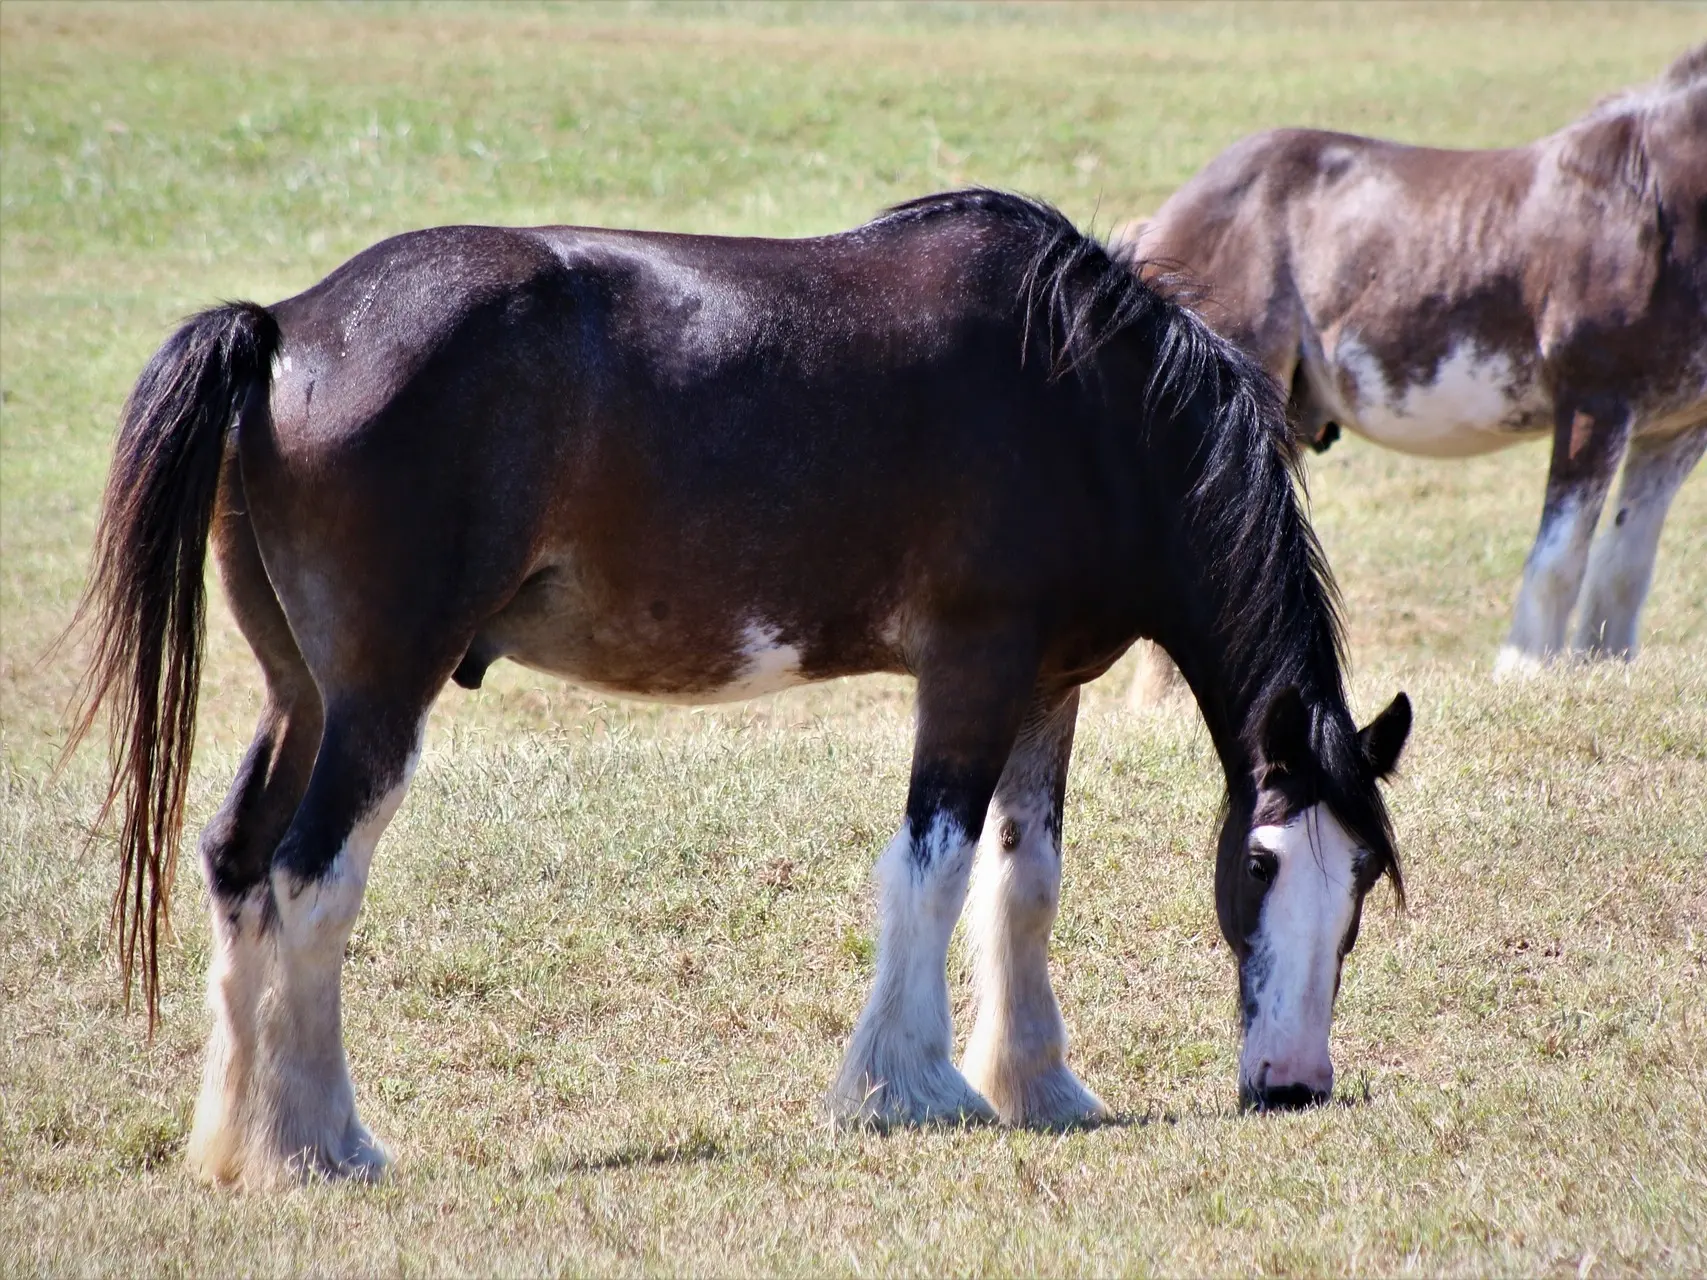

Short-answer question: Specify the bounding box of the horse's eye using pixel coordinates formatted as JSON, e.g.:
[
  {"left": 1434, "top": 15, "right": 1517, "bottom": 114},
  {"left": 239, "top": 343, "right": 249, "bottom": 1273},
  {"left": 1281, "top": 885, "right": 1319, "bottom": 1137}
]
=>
[{"left": 1247, "top": 851, "right": 1278, "bottom": 885}]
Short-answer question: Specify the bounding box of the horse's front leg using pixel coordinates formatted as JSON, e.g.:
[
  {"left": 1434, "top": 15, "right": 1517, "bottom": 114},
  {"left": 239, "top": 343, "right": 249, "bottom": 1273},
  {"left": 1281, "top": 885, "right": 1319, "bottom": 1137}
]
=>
[
  {"left": 962, "top": 688, "right": 1107, "bottom": 1127},
  {"left": 1497, "top": 396, "right": 1629, "bottom": 676},
  {"left": 828, "top": 630, "right": 1037, "bottom": 1128},
  {"left": 1574, "top": 422, "right": 1707, "bottom": 659}
]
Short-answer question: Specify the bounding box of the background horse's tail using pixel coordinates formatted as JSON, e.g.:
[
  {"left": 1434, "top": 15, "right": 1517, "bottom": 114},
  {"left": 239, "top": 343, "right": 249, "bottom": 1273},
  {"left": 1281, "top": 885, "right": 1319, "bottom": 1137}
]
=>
[{"left": 62, "top": 301, "right": 280, "bottom": 1029}]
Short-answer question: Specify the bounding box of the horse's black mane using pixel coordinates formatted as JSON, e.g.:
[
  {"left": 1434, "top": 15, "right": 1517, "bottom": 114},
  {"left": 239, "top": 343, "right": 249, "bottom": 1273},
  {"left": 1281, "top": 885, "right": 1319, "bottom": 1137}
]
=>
[{"left": 875, "top": 188, "right": 1400, "bottom": 892}]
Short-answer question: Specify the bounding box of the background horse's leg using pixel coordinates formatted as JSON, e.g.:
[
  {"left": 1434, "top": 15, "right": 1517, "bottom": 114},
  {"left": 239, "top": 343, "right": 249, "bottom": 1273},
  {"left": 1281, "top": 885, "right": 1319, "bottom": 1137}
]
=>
[
  {"left": 828, "top": 629, "right": 1037, "bottom": 1127},
  {"left": 187, "top": 505, "right": 324, "bottom": 1186},
  {"left": 962, "top": 687, "right": 1106, "bottom": 1127},
  {"left": 1497, "top": 397, "right": 1630, "bottom": 676},
  {"left": 1126, "top": 638, "right": 1186, "bottom": 710},
  {"left": 1574, "top": 423, "right": 1707, "bottom": 659}
]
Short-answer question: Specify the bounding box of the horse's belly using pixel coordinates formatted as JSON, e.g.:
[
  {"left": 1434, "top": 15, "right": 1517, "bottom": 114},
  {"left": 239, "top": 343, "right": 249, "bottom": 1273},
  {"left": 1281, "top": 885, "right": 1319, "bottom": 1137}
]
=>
[
  {"left": 503, "top": 615, "right": 817, "bottom": 705},
  {"left": 470, "top": 563, "right": 887, "bottom": 705},
  {"left": 1333, "top": 337, "right": 1549, "bottom": 458}
]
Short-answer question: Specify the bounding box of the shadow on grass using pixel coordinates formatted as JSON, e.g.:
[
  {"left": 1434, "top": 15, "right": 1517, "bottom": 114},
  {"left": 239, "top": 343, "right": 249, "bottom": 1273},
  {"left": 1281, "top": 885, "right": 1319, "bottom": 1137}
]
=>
[
  {"left": 533, "top": 1130, "right": 728, "bottom": 1176},
  {"left": 834, "top": 1081, "right": 1379, "bottom": 1141},
  {"left": 527, "top": 1077, "right": 1381, "bottom": 1174},
  {"left": 1094, "top": 1076, "right": 1379, "bottom": 1130}
]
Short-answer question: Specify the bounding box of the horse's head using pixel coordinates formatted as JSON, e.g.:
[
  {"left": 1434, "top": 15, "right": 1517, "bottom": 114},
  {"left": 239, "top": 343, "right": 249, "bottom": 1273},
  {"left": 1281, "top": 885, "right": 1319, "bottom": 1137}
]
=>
[{"left": 1217, "top": 686, "right": 1411, "bottom": 1111}]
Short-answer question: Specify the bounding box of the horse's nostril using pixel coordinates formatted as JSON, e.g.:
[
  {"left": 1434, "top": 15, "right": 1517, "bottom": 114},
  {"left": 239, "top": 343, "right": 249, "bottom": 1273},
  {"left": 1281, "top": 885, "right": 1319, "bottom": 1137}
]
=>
[{"left": 1253, "top": 1083, "right": 1328, "bottom": 1112}]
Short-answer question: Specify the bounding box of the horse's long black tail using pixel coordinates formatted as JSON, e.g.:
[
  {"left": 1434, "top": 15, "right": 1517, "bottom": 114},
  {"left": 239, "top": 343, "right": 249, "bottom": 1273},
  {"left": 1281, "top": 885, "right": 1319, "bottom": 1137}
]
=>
[{"left": 62, "top": 301, "right": 280, "bottom": 1030}]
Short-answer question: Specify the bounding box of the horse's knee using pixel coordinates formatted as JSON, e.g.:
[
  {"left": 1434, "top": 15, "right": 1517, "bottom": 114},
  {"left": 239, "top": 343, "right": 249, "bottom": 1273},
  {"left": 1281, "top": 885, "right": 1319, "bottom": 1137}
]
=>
[
  {"left": 201, "top": 704, "right": 321, "bottom": 899},
  {"left": 979, "top": 820, "right": 1060, "bottom": 938}
]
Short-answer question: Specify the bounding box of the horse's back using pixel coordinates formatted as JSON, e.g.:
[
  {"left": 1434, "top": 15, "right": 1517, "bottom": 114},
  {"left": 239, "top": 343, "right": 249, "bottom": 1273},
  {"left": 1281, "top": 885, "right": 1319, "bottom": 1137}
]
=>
[{"left": 260, "top": 216, "right": 1034, "bottom": 457}]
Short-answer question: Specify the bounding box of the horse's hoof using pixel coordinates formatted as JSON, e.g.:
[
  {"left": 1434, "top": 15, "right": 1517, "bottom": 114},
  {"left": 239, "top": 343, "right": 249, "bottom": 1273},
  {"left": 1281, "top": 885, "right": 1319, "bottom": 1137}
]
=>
[
  {"left": 187, "top": 1120, "right": 391, "bottom": 1190},
  {"left": 1492, "top": 645, "right": 1546, "bottom": 681},
  {"left": 964, "top": 1059, "right": 1108, "bottom": 1130},
  {"left": 325, "top": 1127, "right": 391, "bottom": 1184},
  {"left": 827, "top": 1066, "right": 996, "bottom": 1130}
]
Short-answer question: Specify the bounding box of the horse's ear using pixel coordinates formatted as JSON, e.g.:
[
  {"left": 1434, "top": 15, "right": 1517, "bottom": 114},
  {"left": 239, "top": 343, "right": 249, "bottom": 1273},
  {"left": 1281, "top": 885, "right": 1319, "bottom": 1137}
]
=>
[
  {"left": 1359, "top": 692, "right": 1412, "bottom": 779},
  {"left": 1259, "top": 685, "right": 1310, "bottom": 774}
]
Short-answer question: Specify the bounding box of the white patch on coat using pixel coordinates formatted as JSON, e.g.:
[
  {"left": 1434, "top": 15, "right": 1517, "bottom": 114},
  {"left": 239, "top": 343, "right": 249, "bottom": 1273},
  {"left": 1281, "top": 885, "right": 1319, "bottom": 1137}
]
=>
[
  {"left": 1334, "top": 337, "right": 1544, "bottom": 457},
  {"left": 569, "top": 618, "right": 808, "bottom": 707},
  {"left": 879, "top": 610, "right": 906, "bottom": 656},
  {"left": 696, "top": 620, "right": 806, "bottom": 703},
  {"left": 1240, "top": 807, "right": 1359, "bottom": 1099}
]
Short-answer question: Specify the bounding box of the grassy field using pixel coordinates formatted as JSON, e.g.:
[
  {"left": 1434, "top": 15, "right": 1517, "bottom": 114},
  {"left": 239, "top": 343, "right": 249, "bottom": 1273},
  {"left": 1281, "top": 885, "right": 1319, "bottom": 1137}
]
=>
[{"left": 4, "top": 2, "right": 1706, "bottom": 1274}]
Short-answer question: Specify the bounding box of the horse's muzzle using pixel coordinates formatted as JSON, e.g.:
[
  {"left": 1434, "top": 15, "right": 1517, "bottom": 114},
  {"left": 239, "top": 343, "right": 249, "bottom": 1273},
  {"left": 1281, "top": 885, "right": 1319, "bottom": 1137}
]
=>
[{"left": 1240, "top": 1080, "right": 1332, "bottom": 1112}]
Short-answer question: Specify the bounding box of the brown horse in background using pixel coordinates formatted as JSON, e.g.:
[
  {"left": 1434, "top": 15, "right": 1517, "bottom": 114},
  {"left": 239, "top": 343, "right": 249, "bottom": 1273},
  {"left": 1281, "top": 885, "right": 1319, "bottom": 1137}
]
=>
[
  {"left": 68, "top": 190, "right": 1410, "bottom": 1188},
  {"left": 1121, "top": 44, "right": 1705, "bottom": 694}
]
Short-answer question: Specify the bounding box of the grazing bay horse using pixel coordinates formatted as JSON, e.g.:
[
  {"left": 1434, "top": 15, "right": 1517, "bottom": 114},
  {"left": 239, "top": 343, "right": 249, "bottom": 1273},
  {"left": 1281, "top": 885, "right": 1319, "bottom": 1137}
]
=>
[
  {"left": 1124, "top": 44, "right": 1706, "bottom": 679},
  {"left": 70, "top": 190, "right": 1410, "bottom": 1189}
]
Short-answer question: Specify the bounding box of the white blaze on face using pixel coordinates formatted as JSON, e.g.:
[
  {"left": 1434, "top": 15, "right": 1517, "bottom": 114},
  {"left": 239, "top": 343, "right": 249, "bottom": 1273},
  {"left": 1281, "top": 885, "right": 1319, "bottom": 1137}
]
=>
[{"left": 1241, "top": 804, "right": 1361, "bottom": 1100}]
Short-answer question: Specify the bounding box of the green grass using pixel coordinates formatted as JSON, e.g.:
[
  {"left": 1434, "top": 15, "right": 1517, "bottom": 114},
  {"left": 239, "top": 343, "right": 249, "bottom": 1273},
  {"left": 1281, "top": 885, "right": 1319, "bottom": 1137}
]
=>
[{"left": 3, "top": 2, "right": 1705, "bottom": 1274}]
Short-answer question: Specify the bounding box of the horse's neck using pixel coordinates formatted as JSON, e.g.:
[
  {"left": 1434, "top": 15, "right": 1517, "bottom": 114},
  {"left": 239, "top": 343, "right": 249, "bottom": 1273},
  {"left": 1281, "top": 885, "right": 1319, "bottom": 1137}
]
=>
[{"left": 1160, "top": 590, "right": 1342, "bottom": 794}]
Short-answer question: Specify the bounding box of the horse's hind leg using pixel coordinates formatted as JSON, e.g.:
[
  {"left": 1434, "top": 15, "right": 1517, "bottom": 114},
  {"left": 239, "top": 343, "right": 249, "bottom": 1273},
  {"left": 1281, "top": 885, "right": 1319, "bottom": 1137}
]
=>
[
  {"left": 188, "top": 492, "right": 450, "bottom": 1186},
  {"left": 961, "top": 688, "right": 1107, "bottom": 1127},
  {"left": 1497, "top": 396, "right": 1630, "bottom": 676},
  {"left": 242, "top": 693, "right": 427, "bottom": 1186},
  {"left": 828, "top": 629, "right": 1037, "bottom": 1127},
  {"left": 187, "top": 502, "right": 324, "bottom": 1186},
  {"left": 1573, "top": 423, "right": 1707, "bottom": 659}
]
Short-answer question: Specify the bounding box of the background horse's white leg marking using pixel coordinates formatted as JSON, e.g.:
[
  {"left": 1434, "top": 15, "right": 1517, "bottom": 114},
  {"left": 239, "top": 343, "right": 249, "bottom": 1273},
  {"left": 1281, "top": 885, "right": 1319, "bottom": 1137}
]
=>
[
  {"left": 189, "top": 722, "right": 423, "bottom": 1188},
  {"left": 1498, "top": 492, "right": 1605, "bottom": 676},
  {"left": 829, "top": 815, "right": 994, "bottom": 1126},
  {"left": 1499, "top": 406, "right": 1629, "bottom": 676},
  {"left": 961, "top": 795, "right": 1105, "bottom": 1127},
  {"left": 1575, "top": 425, "right": 1707, "bottom": 658}
]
